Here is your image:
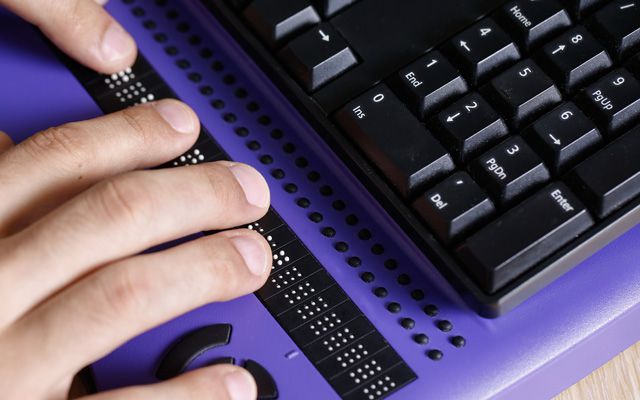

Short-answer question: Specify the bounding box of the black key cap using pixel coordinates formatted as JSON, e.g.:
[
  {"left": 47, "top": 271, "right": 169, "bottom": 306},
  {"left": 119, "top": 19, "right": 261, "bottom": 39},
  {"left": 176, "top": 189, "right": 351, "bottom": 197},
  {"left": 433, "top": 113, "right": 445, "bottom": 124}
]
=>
[
  {"left": 336, "top": 85, "right": 455, "bottom": 197},
  {"left": 560, "top": 0, "right": 608, "bottom": 19},
  {"left": 484, "top": 60, "right": 562, "bottom": 129},
  {"left": 538, "top": 26, "right": 613, "bottom": 94},
  {"left": 470, "top": 137, "right": 551, "bottom": 207},
  {"left": 627, "top": 52, "right": 640, "bottom": 76},
  {"left": 498, "top": 0, "right": 572, "bottom": 51},
  {"left": 413, "top": 172, "right": 496, "bottom": 243},
  {"left": 225, "top": 0, "right": 251, "bottom": 11},
  {"left": 446, "top": 18, "right": 521, "bottom": 86},
  {"left": 391, "top": 51, "right": 468, "bottom": 119},
  {"left": 589, "top": 0, "right": 640, "bottom": 60},
  {"left": 523, "top": 102, "right": 602, "bottom": 174},
  {"left": 457, "top": 183, "right": 593, "bottom": 293},
  {"left": 279, "top": 23, "right": 358, "bottom": 92},
  {"left": 312, "top": 0, "right": 356, "bottom": 17},
  {"left": 432, "top": 92, "right": 509, "bottom": 163},
  {"left": 577, "top": 68, "right": 640, "bottom": 134},
  {"left": 243, "top": 0, "right": 320, "bottom": 48},
  {"left": 567, "top": 125, "right": 640, "bottom": 218}
]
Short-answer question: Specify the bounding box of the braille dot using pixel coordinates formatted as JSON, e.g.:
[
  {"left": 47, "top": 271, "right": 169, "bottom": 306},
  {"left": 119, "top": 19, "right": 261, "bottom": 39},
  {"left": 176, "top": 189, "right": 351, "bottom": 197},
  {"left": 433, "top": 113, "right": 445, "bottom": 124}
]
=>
[
  {"left": 413, "top": 333, "right": 429, "bottom": 345},
  {"left": 332, "top": 200, "right": 346, "bottom": 211},
  {"left": 176, "top": 59, "right": 191, "bottom": 69},
  {"left": 307, "top": 171, "right": 320, "bottom": 182},
  {"left": 223, "top": 113, "right": 237, "bottom": 123},
  {"left": 188, "top": 72, "right": 202, "bottom": 82},
  {"left": 188, "top": 35, "right": 201, "bottom": 45},
  {"left": 259, "top": 155, "right": 273, "bottom": 165},
  {"left": 347, "top": 257, "right": 361, "bottom": 267},
  {"left": 437, "top": 320, "right": 453, "bottom": 332},
  {"left": 166, "top": 9, "right": 179, "bottom": 19},
  {"left": 387, "top": 302, "right": 401, "bottom": 313},
  {"left": 283, "top": 143, "right": 296, "bottom": 153},
  {"left": 270, "top": 129, "right": 284, "bottom": 139},
  {"left": 234, "top": 127, "right": 249, "bottom": 137},
  {"left": 308, "top": 212, "right": 323, "bottom": 222},
  {"left": 296, "top": 197, "right": 310, "bottom": 208},
  {"left": 321, "top": 227, "right": 336, "bottom": 237},
  {"left": 132, "top": 7, "right": 145, "bottom": 16},
  {"left": 246, "top": 102, "right": 260, "bottom": 112},
  {"left": 154, "top": 33, "right": 168, "bottom": 43},
  {"left": 427, "top": 350, "right": 443, "bottom": 361},
  {"left": 211, "top": 61, "right": 225, "bottom": 71},
  {"left": 451, "top": 336, "right": 466, "bottom": 348},
  {"left": 384, "top": 259, "right": 398, "bottom": 270},
  {"left": 371, "top": 244, "right": 384, "bottom": 255},
  {"left": 177, "top": 22, "right": 190, "bottom": 32},
  {"left": 258, "top": 115, "right": 272, "bottom": 125},
  {"left": 360, "top": 272, "right": 375, "bottom": 283},
  {"left": 143, "top": 20, "right": 157, "bottom": 29},
  {"left": 285, "top": 183, "right": 298, "bottom": 194},
  {"left": 335, "top": 242, "right": 349, "bottom": 252},
  {"left": 223, "top": 74, "right": 237, "bottom": 85},
  {"left": 165, "top": 46, "right": 179, "bottom": 56},
  {"left": 295, "top": 157, "right": 308, "bottom": 168},
  {"left": 211, "top": 99, "right": 225, "bottom": 109},
  {"left": 272, "top": 169, "right": 286, "bottom": 180},
  {"left": 397, "top": 274, "right": 411, "bottom": 285},
  {"left": 200, "top": 48, "right": 213, "bottom": 59},
  {"left": 373, "top": 287, "right": 388, "bottom": 297},
  {"left": 345, "top": 214, "right": 358, "bottom": 226},
  {"left": 235, "top": 88, "right": 248, "bottom": 98},
  {"left": 400, "top": 318, "right": 415, "bottom": 330},
  {"left": 199, "top": 86, "right": 214, "bottom": 96},
  {"left": 410, "top": 289, "right": 425, "bottom": 301},
  {"left": 320, "top": 185, "right": 333, "bottom": 196},
  {"left": 358, "top": 229, "right": 372, "bottom": 240},
  {"left": 423, "top": 304, "right": 439, "bottom": 317},
  {"left": 247, "top": 141, "right": 261, "bottom": 151}
]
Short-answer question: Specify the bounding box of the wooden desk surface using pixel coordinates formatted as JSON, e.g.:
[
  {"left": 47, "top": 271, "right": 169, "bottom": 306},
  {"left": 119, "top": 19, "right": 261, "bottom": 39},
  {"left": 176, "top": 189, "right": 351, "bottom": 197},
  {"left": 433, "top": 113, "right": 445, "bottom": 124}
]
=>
[{"left": 555, "top": 341, "right": 640, "bottom": 400}]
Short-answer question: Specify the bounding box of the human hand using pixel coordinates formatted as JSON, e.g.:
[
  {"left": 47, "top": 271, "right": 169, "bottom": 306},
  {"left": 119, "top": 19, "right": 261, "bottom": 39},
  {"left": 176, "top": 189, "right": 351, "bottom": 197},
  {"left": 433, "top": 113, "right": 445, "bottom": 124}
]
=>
[{"left": 0, "top": 100, "right": 272, "bottom": 399}]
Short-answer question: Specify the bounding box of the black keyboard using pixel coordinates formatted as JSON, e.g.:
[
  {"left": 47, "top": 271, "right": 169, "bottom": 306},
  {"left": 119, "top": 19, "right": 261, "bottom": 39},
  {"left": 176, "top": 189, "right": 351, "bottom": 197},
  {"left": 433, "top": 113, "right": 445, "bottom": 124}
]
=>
[{"left": 206, "top": 0, "right": 640, "bottom": 317}]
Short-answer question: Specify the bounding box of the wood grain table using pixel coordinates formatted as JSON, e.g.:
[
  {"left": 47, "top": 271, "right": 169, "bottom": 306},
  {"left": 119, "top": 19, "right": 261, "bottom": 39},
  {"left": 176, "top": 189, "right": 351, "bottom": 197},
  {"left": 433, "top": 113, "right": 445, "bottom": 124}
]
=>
[{"left": 555, "top": 341, "right": 640, "bottom": 400}]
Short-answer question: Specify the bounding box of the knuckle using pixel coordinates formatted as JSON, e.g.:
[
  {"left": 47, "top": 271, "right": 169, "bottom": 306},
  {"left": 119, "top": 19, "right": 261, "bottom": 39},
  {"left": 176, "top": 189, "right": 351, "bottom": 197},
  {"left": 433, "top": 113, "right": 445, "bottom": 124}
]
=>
[
  {"left": 96, "top": 266, "right": 151, "bottom": 319},
  {"left": 24, "top": 124, "right": 89, "bottom": 167},
  {"left": 119, "top": 107, "right": 155, "bottom": 149},
  {"left": 200, "top": 164, "right": 240, "bottom": 205},
  {"left": 92, "top": 176, "right": 154, "bottom": 228}
]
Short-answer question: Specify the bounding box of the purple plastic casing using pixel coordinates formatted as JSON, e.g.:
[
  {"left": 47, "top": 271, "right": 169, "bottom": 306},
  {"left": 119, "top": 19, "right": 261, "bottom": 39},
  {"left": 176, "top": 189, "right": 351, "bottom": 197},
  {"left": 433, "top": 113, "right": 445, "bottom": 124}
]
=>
[{"left": 1, "top": 2, "right": 639, "bottom": 399}]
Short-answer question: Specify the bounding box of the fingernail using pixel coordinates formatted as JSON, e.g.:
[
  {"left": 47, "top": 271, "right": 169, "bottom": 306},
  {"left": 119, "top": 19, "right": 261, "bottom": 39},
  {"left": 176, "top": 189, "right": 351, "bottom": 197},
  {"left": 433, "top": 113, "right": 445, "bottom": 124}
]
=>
[
  {"left": 100, "top": 22, "right": 135, "bottom": 63},
  {"left": 229, "top": 164, "right": 270, "bottom": 208},
  {"left": 230, "top": 235, "right": 268, "bottom": 276},
  {"left": 94, "top": 0, "right": 109, "bottom": 5},
  {"left": 153, "top": 101, "right": 197, "bottom": 134},
  {"left": 224, "top": 369, "right": 255, "bottom": 400}
]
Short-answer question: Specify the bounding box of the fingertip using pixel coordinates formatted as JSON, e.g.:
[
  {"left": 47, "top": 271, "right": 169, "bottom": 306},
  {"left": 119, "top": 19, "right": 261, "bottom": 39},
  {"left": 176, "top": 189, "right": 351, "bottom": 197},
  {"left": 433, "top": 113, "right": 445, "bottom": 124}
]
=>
[
  {"left": 152, "top": 99, "right": 200, "bottom": 135},
  {"left": 0, "top": 131, "right": 14, "bottom": 153},
  {"left": 98, "top": 21, "right": 138, "bottom": 73},
  {"left": 227, "top": 163, "right": 271, "bottom": 210},
  {"left": 227, "top": 229, "right": 272, "bottom": 279},
  {"left": 223, "top": 367, "right": 258, "bottom": 400}
]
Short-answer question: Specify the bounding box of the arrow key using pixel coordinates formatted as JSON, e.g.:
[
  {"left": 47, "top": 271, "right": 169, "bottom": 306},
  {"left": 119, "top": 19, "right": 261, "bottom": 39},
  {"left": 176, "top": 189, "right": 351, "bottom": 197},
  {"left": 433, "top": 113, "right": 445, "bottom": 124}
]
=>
[
  {"left": 523, "top": 102, "right": 602, "bottom": 174},
  {"left": 279, "top": 23, "right": 358, "bottom": 92}
]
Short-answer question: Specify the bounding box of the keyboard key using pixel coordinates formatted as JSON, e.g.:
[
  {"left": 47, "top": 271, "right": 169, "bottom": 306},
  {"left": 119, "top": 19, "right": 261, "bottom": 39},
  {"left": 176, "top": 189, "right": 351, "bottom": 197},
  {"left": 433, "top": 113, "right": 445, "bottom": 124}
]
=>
[
  {"left": 523, "top": 102, "right": 602, "bottom": 174},
  {"left": 498, "top": 0, "right": 572, "bottom": 51},
  {"left": 457, "top": 183, "right": 594, "bottom": 293},
  {"left": 446, "top": 18, "right": 521, "bottom": 85},
  {"left": 413, "top": 172, "right": 496, "bottom": 243},
  {"left": 432, "top": 92, "right": 509, "bottom": 163},
  {"left": 279, "top": 23, "right": 358, "bottom": 91},
  {"left": 484, "top": 60, "right": 562, "bottom": 129},
  {"left": 312, "top": 0, "right": 356, "bottom": 17},
  {"left": 589, "top": 0, "right": 640, "bottom": 60},
  {"left": 470, "top": 136, "right": 550, "bottom": 207},
  {"left": 335, "top": 85, "right": 455, "bottom": 197},
  {"left": 567, "top": 125, "right": 640, "bottom": 218},
  {"left": 243, "top": 0, "right": 320, "bottom": 48},
  {"left": 560, "top": 0, "right": 608, "bottom": 19},
  {"left": 627, "top": 52, "right": 640, "bottom": 76},
  {"left": 391, "top": 51, "right": 468, "bottom": 119},
  {"left": 577, "top": 68, "right": 640, "bottom": 134},
  {"left": 538, "top": 26, "right": 613, "bottom": 94}
]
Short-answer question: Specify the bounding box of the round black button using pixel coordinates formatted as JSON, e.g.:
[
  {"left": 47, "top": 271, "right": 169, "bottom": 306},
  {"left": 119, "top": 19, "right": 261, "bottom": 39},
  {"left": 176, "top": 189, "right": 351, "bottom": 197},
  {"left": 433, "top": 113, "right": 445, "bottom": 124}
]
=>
[
  {"left": 427, "top": 349, "right": 443, "bottom": 361},
  {"left": 386, "top": 302, "right": 401, "bottom": 313},
  {"left": 413, "top": 333, "right": 429, "bottom": 345}
]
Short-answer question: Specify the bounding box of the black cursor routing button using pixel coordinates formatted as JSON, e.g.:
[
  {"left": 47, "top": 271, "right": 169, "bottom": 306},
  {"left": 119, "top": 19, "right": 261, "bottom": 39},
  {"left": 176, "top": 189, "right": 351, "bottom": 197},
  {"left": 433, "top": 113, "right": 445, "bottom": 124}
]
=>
[
  {"left": 244, "top": 359, "right": 279, "bottom": 399},
  {"left": 155, "top": 324, "right": 232, "bottom": 381}
]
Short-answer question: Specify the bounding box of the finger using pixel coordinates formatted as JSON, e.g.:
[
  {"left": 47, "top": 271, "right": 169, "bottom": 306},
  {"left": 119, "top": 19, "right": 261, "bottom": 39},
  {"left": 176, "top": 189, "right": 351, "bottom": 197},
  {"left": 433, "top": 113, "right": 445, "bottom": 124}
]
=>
[
  {"left": 6, "top": 231, "right": 270, "bottom": 386},
  {"left": 0, "top": 162, "right": 270, "bottom": 325},
  {"left": 2, "top": 0, "right": 136, "bottom": 74},
  {"left": 0, "top": 131, "right": 14, "bottom": 153},
  {"left": 0, "top": 99, "right": 199, "bottom": 236},
  {"left": 83, "top": 365, "right": 257, "bottom": 400}
]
